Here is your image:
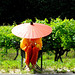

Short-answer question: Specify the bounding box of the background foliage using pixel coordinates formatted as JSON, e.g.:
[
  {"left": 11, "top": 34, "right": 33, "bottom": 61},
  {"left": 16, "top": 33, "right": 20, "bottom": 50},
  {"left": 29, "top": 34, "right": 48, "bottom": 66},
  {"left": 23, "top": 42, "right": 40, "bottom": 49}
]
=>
[
  {"left": 0, "top": 0, "right": 75, "bottom": 25},
  {"left": 36, "top": 18, "right": 75, "bottom": 61},
  {"left": 0, "top": 17, "right": 75, "bottom": 61},
  {"left": 0, "top": 26, "right": 21, "bottom": 55}
]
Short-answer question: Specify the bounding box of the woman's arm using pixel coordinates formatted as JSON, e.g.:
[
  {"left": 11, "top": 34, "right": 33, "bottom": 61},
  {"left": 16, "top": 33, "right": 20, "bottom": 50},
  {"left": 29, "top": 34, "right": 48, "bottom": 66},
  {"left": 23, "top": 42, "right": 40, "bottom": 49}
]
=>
[
  {"left": 20, "top": 38, "right": 28, "bottom": 51},
  {"left": 35, "top": 38, "right": 42, "bottom": 50}
]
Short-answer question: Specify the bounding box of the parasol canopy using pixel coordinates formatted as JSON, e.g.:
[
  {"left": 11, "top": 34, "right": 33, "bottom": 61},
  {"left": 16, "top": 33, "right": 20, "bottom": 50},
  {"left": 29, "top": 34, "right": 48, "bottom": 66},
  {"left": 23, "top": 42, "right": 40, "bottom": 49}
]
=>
[{"left": 12, "top": 22, "right": 52, "bottom": 39}]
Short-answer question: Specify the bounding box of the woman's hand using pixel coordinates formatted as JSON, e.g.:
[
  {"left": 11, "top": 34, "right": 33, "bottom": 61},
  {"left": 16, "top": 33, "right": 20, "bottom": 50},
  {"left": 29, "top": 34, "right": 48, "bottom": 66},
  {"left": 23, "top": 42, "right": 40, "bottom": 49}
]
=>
[
  {"left": 35, "top": 44, "right": 41, "bottom": 50},
  {"left": 30, "top": 42, "right": 36, "bottom": 48}
]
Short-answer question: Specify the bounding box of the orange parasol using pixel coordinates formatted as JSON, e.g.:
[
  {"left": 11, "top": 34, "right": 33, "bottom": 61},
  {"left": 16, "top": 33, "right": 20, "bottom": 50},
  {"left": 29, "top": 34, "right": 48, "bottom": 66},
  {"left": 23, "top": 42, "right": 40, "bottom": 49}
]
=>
[{"left": 12, "top": 22, "right": 52, "bottom": 39}]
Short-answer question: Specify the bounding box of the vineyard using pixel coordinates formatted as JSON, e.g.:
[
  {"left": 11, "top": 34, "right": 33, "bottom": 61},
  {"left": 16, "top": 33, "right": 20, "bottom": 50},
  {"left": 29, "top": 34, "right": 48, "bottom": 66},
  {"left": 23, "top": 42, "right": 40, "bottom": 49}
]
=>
[{"left": 0, "top": 18, "right": 75, "bottom": 74}]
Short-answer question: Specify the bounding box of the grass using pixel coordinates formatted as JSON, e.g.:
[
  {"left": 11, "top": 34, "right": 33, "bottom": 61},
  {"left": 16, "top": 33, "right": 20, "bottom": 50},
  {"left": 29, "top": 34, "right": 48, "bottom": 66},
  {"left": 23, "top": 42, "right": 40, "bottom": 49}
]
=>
[{"left": 0, "top": 48, "right": 75, "bottom": 74}]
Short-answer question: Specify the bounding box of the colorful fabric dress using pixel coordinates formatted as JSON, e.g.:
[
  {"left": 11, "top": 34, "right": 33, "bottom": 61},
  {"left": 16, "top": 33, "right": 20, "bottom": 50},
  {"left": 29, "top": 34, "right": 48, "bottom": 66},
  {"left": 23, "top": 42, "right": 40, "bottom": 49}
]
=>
[{"left": 20, "top": 38, "right": 42, "bottom": 65}]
